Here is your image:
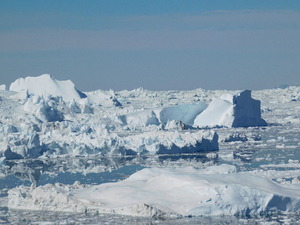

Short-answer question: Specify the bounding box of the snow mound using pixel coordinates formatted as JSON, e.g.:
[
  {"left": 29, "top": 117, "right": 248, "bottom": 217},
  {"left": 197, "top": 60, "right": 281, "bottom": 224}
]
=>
[
  {"left": 0, "top": 84, "right": 5, "bottom": 91},
  {"left": 8, "top": 164, "right": 300, "bottom": 218},
  {"left": 9, "top": 74, "right": 86, "bottom": 102},
  {"left": 194, "top": 90, "right": 267, "bottom": 128}
]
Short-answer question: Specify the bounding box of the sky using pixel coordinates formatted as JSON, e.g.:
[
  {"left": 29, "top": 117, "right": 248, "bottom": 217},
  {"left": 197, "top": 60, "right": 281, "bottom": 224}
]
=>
[{"left": 1, "top": 0, "right": 300, "bottom": 91}]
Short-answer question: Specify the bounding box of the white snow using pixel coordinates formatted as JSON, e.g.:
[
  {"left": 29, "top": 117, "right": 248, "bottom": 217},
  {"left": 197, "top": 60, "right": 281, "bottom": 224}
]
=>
[
  {"left": 0, "top": 84, "right": 5, "bottom": 91},
  {"left": 8, "top": 164, "right": 300, "bottom": 218},
  {"left": 9, "top": 74, "right": 86, "bottom": 102},
  {"left": 194, "top": 90, "right": 267, "bottom": 128}
]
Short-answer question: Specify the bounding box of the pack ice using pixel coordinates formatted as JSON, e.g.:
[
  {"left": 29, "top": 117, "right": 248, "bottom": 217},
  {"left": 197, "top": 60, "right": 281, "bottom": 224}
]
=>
[
  {"left": 0, "top": 74, "right": 221, "bottom": 159},
  {"left": 8, "top": 164, "right": 300, "bottom": 218},
  {"left": 0, "top": 74, "right": 266, "bottom": 160}
]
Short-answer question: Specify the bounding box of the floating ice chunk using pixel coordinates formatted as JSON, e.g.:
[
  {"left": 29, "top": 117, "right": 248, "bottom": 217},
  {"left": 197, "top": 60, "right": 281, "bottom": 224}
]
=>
[
  {"left": 224, "top": 132, "right": 248, "bottom": 142},
  {"left": 3, "top": 132, "right": 45, "bottom": 159},
  {"left": 23, "top": 96, "right": 64, "bottom": 122},
  {"left": 9, "top": 74, "right": 86, "bottom": 102},
  {"left": 164, "top": 120, "right": 186, "bottom": 131},
  {"left": 0, "top": 84, "right": 6, "bottom": 91},
  {"left": 8, "top": 164, "right": 300, "bottom": 218},
  {"left": 85, "top": 89, "right": 122, "bottom": 107},
  {"left": 119, "top": 103, "right": 207, "bottom": 128},
  {"left": 69, "top": 99, "right": 81, "bottom": 114},
  {"left": 119, "top": 110, "right": 160, "bottom": 128},
  {"left": 117, "top": 130, "right": 219, "bottom": 155},
  {"left": 194, "top": 90, "right": 267, "bottom": 128},
  {"left": 0, "top": 157, "right": 5, "bottom": 165}
]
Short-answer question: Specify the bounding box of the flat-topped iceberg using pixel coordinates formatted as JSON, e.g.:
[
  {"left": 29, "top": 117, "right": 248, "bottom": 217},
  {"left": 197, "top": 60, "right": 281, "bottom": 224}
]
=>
[
  {"left": 1, "top": 128, "right": 218, "bottom": 159},
  {"left": 194, "top": 90, "right": 267, "bottom": 128},
  {"left": 9, "top": 74, "right": 86, "bottom": 102},
  {"left": 8, "top": 164, "right": 300, "bottom": 218}
]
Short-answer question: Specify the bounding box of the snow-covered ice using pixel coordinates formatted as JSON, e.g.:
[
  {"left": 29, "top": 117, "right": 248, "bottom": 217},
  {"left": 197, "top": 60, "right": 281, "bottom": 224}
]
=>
[
  {"left": 8, "top": 164, "right": 300, "bottom": 218},
  {"left": 9, "top": 74, "right": 86, "bottom": 102}
]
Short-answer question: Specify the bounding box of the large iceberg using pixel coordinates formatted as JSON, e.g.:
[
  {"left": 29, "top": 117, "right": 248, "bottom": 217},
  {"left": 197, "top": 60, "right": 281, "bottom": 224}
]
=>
[
  {"left": 194, "top": 90, "right": 267, "bottom": 128},
  {"left": 9, "top": 74, "right": 86, "bottom": 102},
  {"left": 8, "top": 164, "right": 300, "bottom": 218}
]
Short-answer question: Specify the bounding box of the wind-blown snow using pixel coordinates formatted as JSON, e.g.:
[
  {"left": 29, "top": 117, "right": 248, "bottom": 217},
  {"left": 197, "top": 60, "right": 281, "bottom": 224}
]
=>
[
  {"left": 9, "top": 74, "right": 86, "bottom": 102},
  {"left": 194, "top": 90, "right": 267, "bottom": 128},
  {"left": 8, "top": 164, "right": 300, "bottom": 218}
]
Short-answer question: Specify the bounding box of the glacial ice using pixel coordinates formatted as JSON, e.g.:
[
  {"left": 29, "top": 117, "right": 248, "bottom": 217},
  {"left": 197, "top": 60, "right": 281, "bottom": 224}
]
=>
[
  {"left": 9, "top": 74, "right": 86, "bottom": 102},
  {"left": 8, "top": 164, "right": 300, "bottom": 218}
]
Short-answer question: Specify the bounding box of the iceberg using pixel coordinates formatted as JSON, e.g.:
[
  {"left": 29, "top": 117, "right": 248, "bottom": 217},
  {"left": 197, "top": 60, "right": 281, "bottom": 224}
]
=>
[
  {"left": 9, "top": 74, "right": 86, "bottom": 102},
  {"left": 119, "top": 103, "right": 207, "bottom": 128},
  {"left": 8, "top": 164, "right": 300, "bottom": 218},
  {"left": 119, "top": 110, "right": 160, "bottom": 128},
  {"left": 194, "top": 90, "right": 267, "bottom": 128}
]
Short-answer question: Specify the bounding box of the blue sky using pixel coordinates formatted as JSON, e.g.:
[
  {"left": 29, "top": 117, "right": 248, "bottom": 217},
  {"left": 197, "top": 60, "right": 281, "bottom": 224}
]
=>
[{"left": 1, "top": 1, "right": 300, "bottom": 91}]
